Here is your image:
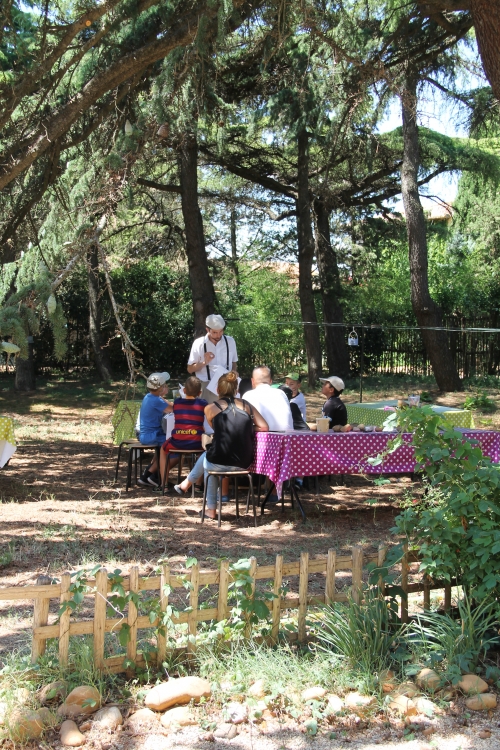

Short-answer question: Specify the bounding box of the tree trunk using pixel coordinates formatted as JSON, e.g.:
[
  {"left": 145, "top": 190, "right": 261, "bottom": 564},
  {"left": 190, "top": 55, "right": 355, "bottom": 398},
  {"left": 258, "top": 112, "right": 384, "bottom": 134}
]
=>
[
  {"left": 230, "top": 208, "right": 240, "bottom": 285},
  {"left": 314, "top": 200, "right": 350, "bottom": 378},
  {"left": 400, "top": 76, "right": 463, "bottom": 391},
  {"left": 178, "top": 133, "right": 216, "bottom": 336},
  {"left": 15, "top": 339, "right": 35, "bottom": 391},
  {"left": 88, "top": 243, "right": 113, "bottom": 381},
  {"left": 296, "top": 128, "right": 322, "bottom": 386},
  {"left": 471, "top": 0, "right": 500, "bottom": 102}
]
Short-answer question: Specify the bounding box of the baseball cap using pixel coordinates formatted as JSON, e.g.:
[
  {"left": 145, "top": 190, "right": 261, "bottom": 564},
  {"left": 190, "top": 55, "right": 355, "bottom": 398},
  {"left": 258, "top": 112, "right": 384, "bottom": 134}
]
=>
[
  {"left": 285, "top": 372, "right": 301, "bottom": 381},
  {"left": 319, "top": 376, "right": 345, "bottom": 391},
  {"left": 146, "top": 372, "right": 170, "bottom": 389},
  {"left": 205, "top": 314, "right": 225, "bottom": 330}
]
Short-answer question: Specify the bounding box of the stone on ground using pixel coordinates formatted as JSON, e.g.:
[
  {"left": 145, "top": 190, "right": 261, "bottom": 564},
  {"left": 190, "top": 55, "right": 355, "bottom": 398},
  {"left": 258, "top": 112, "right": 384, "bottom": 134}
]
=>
[
  {"left": 225, "top": 701, "right": 248, "bottom": 724},
  {"left": 379, "top": 670, "right": 397, "bottom": 693},
  {"left": 344, "top": 692, "right": 376, "bottom": 715},
  {"left": 60, "top": 719, "right": 86, "bottom": 747},
  {"left": 416, "top": 669, "right": 441, "bottom": 691},
  {"left": 393, "top": 682, "right": 418, "bottom": 698},
  {"left": 458, "top": 674, "right": 489, "bottom": 695},
  {"left": 301, "top": 686, "right": 327, "bottom": 701},
  {"left": 57, "top": 686, "right": 101, "bottom": 718},
  {"left": 160, "top": 705, "right": 197, "bottom": 729},
  {"left": 93, "top": 706, "right": 123, "bottom": 729},
  {"left": 414, "top": 697, "right": 443, "bottom": 716},
  {"left": 15, "top": 687, "right": 31, "bottom": 705},
  {"left": 389, "top": 695, "right": 418, "bottom": 716},
  {"left": 326, "top": 695, "right": 344, "bottom": 714},
  {"left": 37, "top": 707, "right": 57, "bottom": 726},
  {"left": 8, "top": 709, "right": 44, "bottom": 743},
  {"left": 214, "top": 722, "right": 233, "bottom": 738},
  {"left": 125, "top": 707, "right": 159, "bottom": 730},
  {"left": 248, "top": 679, "right": 266, "bottom": 698},
  {"left": 144, "top": 676, "right": 211, "bottom": 711},
  {"left": 37, "top": 680, "right": 68, "bottom": 705},
  {"left": 465, "top": 693, "right": 497, "bottom": 711}
]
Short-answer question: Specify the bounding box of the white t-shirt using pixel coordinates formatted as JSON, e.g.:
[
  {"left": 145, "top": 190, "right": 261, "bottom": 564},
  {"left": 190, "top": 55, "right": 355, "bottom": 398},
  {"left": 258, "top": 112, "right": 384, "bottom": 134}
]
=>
[
  {"left": 188, "top": 334, "right": 238, "bottom": 382},
  {"left": 291, "top": 392, "right": 307, "bottom": 420},
  {"left": 243, "top": 384, "right": 293, "bottom": 432}
]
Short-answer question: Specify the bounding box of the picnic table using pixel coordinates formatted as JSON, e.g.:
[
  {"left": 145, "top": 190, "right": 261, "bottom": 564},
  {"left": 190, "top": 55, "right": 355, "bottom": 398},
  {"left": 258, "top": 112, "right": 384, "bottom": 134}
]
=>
[
  {"left": 346, "top": 400, "right": 474, "bottom": 429},
  {"left": 111, "top": 400, "right": 141, "bottom": 445},
  {"left": 0, "top": 416, "right": 16, "bottom": 467},
  {"left": 250, "top": 429, "right": 499, "bottom": 502}
]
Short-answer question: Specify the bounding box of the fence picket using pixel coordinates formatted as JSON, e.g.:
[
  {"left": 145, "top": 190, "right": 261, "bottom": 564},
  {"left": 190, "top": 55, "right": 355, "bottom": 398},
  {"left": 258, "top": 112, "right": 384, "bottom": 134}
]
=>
[
  {"left": 444, "top": 584, "right": 451, "bottom": 612},
  {"left": 157, "top": 564, "right": 170, "bottom": 667},
  {"left": 325, "top": 549, "right": 336, "bottom": 605},
  {"left": 93, "top": 569, "right": 108, "bottom": 670},
  {"left": 59, "top": 573, "right": 71, "bottom": 666},
  {"left": 271, "top": 554, "right": 283, "bottom": 643},
  {"left": 377, "top": 544, "right": 387, "bottom": 594},
  {"left": 31, "top": 575, "right": 52, "bottom": 663},
  {"left": 401, "top": 544, "right": 409, "bottom": 623},
  {"left": 217, "top": 560, "right": 230, "bottom": 622},
  {"left": 126, "top": 567, "right": 139, "bottom": 674},
  {"left": 187, "top": 564, "right": 200, "bottom": 655},
  {"left": 298, "top": 552, "right": 309, "bottom": 642},
  {"left": 351, "top": 546, "right": 363, "bottom": 604},
  {"left": 244, "top": 557, "right": 257, "bottom": 639}
]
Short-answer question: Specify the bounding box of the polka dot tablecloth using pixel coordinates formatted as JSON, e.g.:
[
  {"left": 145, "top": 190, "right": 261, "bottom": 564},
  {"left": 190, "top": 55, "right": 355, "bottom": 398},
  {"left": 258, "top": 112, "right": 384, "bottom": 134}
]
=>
[
  {"left": 0, "top": 416, "right": 16, "bottom": 468},
  {"left": 111, "top": 401, "right": 142, "bottom": 445},
  {"left": 250, "top": 429, "right": 500, "bottom": 497},
  {"left": 346, "top": 402, "right": 474, "bottom": 429}
]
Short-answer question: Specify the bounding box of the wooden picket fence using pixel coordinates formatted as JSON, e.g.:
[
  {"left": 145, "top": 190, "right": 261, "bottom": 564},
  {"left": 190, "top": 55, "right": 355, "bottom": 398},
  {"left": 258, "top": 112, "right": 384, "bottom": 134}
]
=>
[{"left": 0, "top": 545, "right": 453, "bottom": 675}]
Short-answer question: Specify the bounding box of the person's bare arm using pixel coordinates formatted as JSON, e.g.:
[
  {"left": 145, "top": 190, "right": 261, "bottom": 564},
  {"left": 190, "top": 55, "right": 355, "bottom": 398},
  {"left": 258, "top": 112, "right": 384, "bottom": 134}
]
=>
[
  {"left": 204, "top": 402, "right": 220, "bottom": 429},
  {"left": 241, "top": 401, "right": 268, "bottom": 432},
  {"left": 162, "top": 401, "right": 173, "bottom": 414},
  {"left": 188, "top": 350, "right": 214, "bottom": 374}
]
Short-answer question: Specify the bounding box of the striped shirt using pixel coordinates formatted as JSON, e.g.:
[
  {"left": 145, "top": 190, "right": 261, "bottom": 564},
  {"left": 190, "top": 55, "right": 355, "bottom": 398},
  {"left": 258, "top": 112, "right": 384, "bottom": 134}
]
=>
[{"left": 169, "top": 397, "right": 207, "bottom": 450}]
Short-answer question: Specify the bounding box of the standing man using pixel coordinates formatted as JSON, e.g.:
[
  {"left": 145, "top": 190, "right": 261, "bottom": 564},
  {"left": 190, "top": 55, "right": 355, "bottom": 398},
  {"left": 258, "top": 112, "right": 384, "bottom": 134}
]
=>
[{"left": 187, "top": 314, "right": 238, "bottom": 403}]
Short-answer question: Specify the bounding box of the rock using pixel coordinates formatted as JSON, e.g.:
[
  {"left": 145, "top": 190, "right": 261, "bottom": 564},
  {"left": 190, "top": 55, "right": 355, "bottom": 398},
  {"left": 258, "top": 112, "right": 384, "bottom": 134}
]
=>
[
  {"left": 79, "top": 720, "right": 92, "bottom": 732},
  {"left": 439, "top": 688, "right": 455, "bottom": 701},
  {"left": 248, "top": 679, "right": 266, "bottom": 699},
  {"left": 225, "top": 701, "right": 248, "bottom": 724},
  {"left": 301, "top": 686, "right": 327, "bottom": 701},
  {"left": 466, "top": 693, "right": 497, "bottom": 711},
  {"left": 479, "top": 729, "right": 492, "bottom": 739},
  {"left": 326, "top": 695, "right": 344, "bottom": 714},
  {"left": 15, "top": 687, "right": 31, "bottom": 705},
  {"left": 379, "top": 670, "right": 397, "bottom": 693},
  {"left": 214, "top": 722, "right": 233, "bottom": 738},
  {"left": 58, "top": 686, "right": 101, "bottom": 718},
  {"left": 344, "top": 692, "right": 376, "bottom": 715},
  {"left": 389, "top": 695, "right": 418, "bottom": 717},
  {"left": 37, "top": 707, "right": 56, "bottom": 727},
  {"left": 422, "top": 726, "right": 435, "bottom": 737},
  {"left": 160, "top": 706, "right": 197, "bottom": 729},
  {"left": 8, "top": 709, "right": 44, "bottom": 743},
  {"left": 458, "top": 674, "right": 489, "bottom": 695},
  {"left": 414, "top": 697, "right": 443, "bottom": 716},
  {"left": 416, "top": 669, "right": 441, "bottom": 691},
  {"left": 93, "top": 706, "right": 123, "bottom": 730},
  {"left": 393, "top": 682, "right": 418, "bottom": 698},
  {"left": 144, "top": 676, "right": 211, "bottom": 712},
  {"left": 37, "top": 679, "right": 68, "bottom": 705},
  {"left": 125, "top": 707, "right": 159, "bottom": 729},
  {"left": 227, "top": 724, "right": 238, "bottom": 739},
  {"left": 60, "top": 719, "right": 86, "bottom": 747},
  {"left": 202, "top": 731, "right": 215, "bottom": 741}
]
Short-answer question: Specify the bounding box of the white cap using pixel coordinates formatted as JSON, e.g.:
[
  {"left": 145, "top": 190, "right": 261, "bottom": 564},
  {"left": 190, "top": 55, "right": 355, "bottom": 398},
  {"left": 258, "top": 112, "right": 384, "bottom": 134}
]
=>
[
  {"left": 146, "top": 372, "right": 170, "bottom": 389},
  {"left": 206, "top": 314, "right": 225, "bottom": 330},
  {"left": 319, "top": 376, "right": 345, "bottom": 391}
]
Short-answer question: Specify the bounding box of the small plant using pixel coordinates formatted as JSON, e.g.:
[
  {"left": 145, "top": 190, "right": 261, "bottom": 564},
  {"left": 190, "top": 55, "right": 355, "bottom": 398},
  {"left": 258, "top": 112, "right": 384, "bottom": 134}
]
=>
[{"left": 463, "top": 393, "right": 496, "bottom": 412}]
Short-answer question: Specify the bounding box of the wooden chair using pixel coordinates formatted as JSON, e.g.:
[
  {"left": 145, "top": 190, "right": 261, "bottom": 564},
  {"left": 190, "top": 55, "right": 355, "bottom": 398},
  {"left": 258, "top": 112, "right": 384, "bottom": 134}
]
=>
[
  {"left": 201, "top": 470, "right": 257, "bottom": 528},
  {"left": 161, "top": 449, "right": 204, "bottom": 496}
]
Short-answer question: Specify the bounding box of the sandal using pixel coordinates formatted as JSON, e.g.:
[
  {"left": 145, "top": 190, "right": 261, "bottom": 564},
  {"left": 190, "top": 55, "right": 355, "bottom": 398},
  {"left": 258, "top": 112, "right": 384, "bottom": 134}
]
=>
[
  {"left": 198, "top": 510, "right": 217, "bottom": 520},
  {"left": 174, "top": 484, "right": 188, "bottom": 495}
]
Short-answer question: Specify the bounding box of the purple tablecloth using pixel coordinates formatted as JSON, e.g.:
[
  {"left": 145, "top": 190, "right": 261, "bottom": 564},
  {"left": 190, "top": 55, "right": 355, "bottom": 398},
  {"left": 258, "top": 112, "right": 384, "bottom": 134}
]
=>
[{"left": 250, "top": 430, "right": 500, "bottom": 496}]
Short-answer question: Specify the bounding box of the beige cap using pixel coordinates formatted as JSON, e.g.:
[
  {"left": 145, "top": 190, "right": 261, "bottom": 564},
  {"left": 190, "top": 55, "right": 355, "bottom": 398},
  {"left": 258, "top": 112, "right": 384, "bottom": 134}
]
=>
[
  {"left": 146, "top": 372, "right": 170, "bottom": 389},
  {"left": 205, "top": 314, "right": 226, "bottom": 330},
  {"left": 319, "top": 376, "right": 345, "bottom": 391}
]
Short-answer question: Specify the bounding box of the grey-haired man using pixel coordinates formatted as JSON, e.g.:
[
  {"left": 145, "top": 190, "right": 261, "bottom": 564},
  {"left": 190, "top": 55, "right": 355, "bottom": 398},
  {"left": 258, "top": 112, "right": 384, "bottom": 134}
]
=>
[{"left": 187, "top": 314, "right": 238, "bottom": 403}]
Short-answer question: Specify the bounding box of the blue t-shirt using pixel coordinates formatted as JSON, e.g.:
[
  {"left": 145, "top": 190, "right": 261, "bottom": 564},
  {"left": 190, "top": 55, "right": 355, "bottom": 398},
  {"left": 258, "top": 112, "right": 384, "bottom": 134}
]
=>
[{"left": 139, "top": 392, "right": 168, "bottom": 445}]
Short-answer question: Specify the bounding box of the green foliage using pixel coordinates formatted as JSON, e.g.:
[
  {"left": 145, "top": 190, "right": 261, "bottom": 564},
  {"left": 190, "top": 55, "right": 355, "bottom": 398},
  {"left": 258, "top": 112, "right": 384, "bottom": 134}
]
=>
[
  {"left": 228, "top": 559, "right": 275, "bottom": 630},
  {"left": 316, "top": 588, "right": 405, "bottom": 677},
  {"left": 408, "top": 595, "right": 499, "bottom": 682},
  {"left": 393, "top": 407, "right": 500, "bottom": 598},
  {"left": 463, "top": 393, "right": 496, "bottom": 412}
]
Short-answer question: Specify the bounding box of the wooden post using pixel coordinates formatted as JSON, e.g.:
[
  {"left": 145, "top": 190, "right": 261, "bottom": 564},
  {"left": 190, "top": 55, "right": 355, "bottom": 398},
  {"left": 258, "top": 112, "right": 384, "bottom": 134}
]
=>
[
  {"left": 401, "top": 544, "right": 409, "bottom": 624},
  {"left": 325, "top": 549, "right": 336, "bottom": 605},
  {"left": 271, "top": 554, "right": 283, "bottom": 644},
  {"left": 126, "top": 567, "right": 139, "bottom": 674},
  {"left": 31, "top": 575, "right": 52, "bottom": 663},
  {"left": 444, "top": 584, "right": 451, "bottom": 612},
  {"left": 187, "top": 564, "right": 200, "bottom": 656},
  {"left": 298, "top": 551, "right": 309, "bottom": 642},
  {"left": 157, "top": 564, "right": 170, "bottom": 668},
  {"left": 59, "top": 573, "right": 71, "bottom": 667},
  {"left": 378, "top": 544, "right": 387, "bottom": 595},
  {"left": 423, "top": 575, "right": 430, "bottom": 611},
  {"left": 351, "top": 546, "right": 363, "bottom": 604},
  {"left": 93, "top": 569, "right": 108, "bottom": 670},
  {"left": 217, "top": 560, "right": 230, "bottom": 622},
  {"left": 244, "top": 557, "right": 257, "bottom": 639}
]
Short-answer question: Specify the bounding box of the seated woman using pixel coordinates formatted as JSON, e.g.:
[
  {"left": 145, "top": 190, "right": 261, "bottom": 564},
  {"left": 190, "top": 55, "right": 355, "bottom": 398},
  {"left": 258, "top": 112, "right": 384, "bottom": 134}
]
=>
[{"left": 174, "top": 370, "right": 269, "bottom": 519}]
